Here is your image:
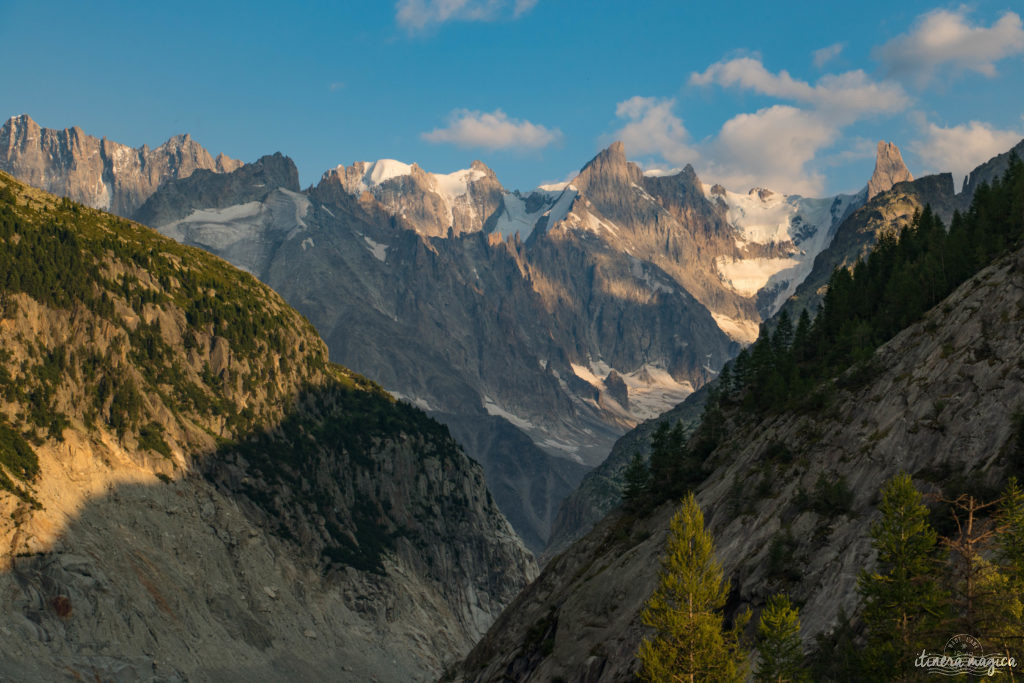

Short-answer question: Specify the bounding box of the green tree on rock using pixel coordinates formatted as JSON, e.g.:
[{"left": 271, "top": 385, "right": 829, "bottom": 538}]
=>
[
  {"left": 997, "top": 477, "right": 1024, "bottom": 586},
  {"left": 622, "top": 450, "right": 649, "bottom": 511},
  {"left": 636, "top": 492, "right": 748, "bottom": 682},
  {"left": 857, "top": 473, "right": 946, "bottom": 678},
  {"left": 988, "top": 477, "right": 1024, "bottom": 656},
  {"left": 755, "top": 593, "right": 809, "bottom": 682}
]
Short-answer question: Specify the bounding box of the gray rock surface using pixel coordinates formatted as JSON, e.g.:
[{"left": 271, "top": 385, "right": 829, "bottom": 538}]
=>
[{"left": 961, "top": 137, "right": 1024, "bottom": 197}]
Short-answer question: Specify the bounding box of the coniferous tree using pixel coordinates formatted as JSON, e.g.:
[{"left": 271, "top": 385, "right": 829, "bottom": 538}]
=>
[
  {"left": 622, "top": 451, "right": 650, "bottom": 511},
  {"left": 997, "top": 477, "right": 1024, "bottom": 585},
  {"left": 939, "top": 494, "right": 1004, "bottom": 639},
  {"left": 637, "top": 493, "right": 748, "bottom": 682},
  {"left": 792, "top": 308, "right": 812, "bottom": 364},
  {"left": 755, "top": 593, "right": 809, "bottom": 683},
  {"left": 807, "top": 608, "right": 863, "bottom": 681},
  {"left": 988, "top": 478, "right": 1024, "bottom": 655},
  {"left": 771, "top": 310, "right": 794, "bottom": 357},
  {"left": 717, "top": 361, "right": 734, "bottom": 395},
  {"left": 858, "top": 473, "right": 946, "bottom": 678},
  {"left": 648, "top": 421, "right": 675, "bottom": 496}
]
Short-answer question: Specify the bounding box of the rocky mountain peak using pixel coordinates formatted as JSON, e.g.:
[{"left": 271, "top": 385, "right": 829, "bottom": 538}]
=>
[
  {"left": 867, "top": 140, "right": 913, "bottom": 199},
  {"left": 573, "top": 141, "right": 643, "bottom": 198},
  {"left": 579, "top": 140, "right": 627, "bottom": 174},
  {"left": 3, "top": 113, "right": 37, "bottom": 139},
  {"left": 470, "top": 159, "right": 496, "bottom": 176},
  {"left": 8, "top": 112, "right": 33, "bottom": 127}
]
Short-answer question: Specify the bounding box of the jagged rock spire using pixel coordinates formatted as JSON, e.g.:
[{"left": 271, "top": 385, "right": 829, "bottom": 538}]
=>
[{"left": 868, "top": 141, "right": 913, "bottom": 199}]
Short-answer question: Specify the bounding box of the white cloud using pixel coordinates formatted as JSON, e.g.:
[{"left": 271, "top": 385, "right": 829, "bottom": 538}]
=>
[
  {"left": 689, "top": 57, "right": 909, "bottom": 123},
  {"left": 690, "top": 57, "right": 814, "bottom": 100},
  {"left": 512, "top": 0, "right": 538, "bottom": 17},
  {"left": 911, "top": 120, "right": 1023, "bottom": 189},
  {"left": 704, "top": 106, "right": 835, "bottom": 195},
  {"left": 608, "top": 95, "right": 834, "bottom": 195},
  {"left": 611, "top": 96, "right": 698, "bottom": 166},
  {"left": 422, "top": 109, "right": 562, "bottom": 150},
  {"left": 396, "top": 0, "right": 537, "bottom": 32},
  {"left": 813, "top": 43, "right": 844, "bottom": 68},
  {"left": 632, "top": 57, "right": 911, "bottom": 194},
  {"left": 874, "top": 9, "right": 1024, "bottom": 85}
]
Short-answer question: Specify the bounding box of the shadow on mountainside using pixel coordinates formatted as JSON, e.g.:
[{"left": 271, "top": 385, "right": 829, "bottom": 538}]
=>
[{"left": 1, "top": 382, "right": 536, "bottom": 682}]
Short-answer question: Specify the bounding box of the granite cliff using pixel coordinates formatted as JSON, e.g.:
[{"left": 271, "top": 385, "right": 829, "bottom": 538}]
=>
[{"left": 0, "top": 114, "right": 240, "bottom": 217}]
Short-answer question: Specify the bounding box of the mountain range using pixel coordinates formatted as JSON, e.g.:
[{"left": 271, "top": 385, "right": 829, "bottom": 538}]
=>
[
  {"left": 1, "top": 115, "right": 911, "bottom": 554},
  {"left": 3, "top": 110, "right": 1024, "bottom": 681},
  {"left": 456, "top": 142, "right": 1024, "bottom": 681}
]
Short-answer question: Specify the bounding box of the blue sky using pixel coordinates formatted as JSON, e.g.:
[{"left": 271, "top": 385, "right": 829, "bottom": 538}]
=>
[{"left": 3, "top": 0, "right": 1023, "bottom": 196}]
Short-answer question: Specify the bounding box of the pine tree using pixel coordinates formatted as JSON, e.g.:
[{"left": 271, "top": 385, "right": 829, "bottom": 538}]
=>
[
  {"left": 755, "top": 593, "right": 809, "bottom": 683},
  {"left": 940, "top": 494, "right": 1001, "bottom": 637},
  {"left": 792, "top": 308, "right": 812, "bottom": 363},
  {"left": 622, "top": 451, "right": 649, "bottom": 511},
  {"left": 636, "top": 493, "right": 748, "bottom": 682},
  {"left": 998, "top": 478, "right": 1024, "bottom": 582},
  {"left": 989, "top": 477, "right": 1024, "bottom": 655},
  {"left": 771, "top": 310, "right": 794, "bottom": 357},
  {"left": 857, "top": 473, "right": 946, "bottom": 678},
  {"left": 648, "top": 421, "right": 675, "bottom": 497}
]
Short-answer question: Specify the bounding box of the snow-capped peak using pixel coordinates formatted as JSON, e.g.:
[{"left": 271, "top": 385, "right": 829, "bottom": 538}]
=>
[
  {"left": 334, "top": 158, "right": 488, "bottom": 201},
  {"left": 364, "top": 158, "right": 414, "bottom": 186}
]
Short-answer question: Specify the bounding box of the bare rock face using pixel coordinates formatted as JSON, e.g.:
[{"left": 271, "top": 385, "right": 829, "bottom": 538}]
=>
[
  {"left": 867, "top": 140, "right": 913, "bottom": 200},
  {"left": 137, "top": 147, "right": 741, "bottom": 552},
  {"left": 0, "top": 114, "right": 241, "bottom": 217}
]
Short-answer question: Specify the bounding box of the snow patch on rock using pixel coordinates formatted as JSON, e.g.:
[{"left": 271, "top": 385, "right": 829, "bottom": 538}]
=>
[{"left": 363, "top": 236, "right": 388, "bottom": 262}]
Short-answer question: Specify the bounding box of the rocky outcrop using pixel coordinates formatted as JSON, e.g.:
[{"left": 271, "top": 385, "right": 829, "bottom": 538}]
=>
[
  {"left": 456, "top": 219, "right": 1024, "bottom": 683},
  {"left": 0, "top": 114, "right": 240, "bottom": 217},
  {"left": 961, "top": 137, "right": 1024, "bottom": 198},
  {"left": 0, "top": 172, "right": 535, "bottom": 681},
  {"left": 133, "top": 152, "right": 299, "bottom": 226},
  {"left": 867, "top": 140, "right": 913, "bottom": 199}
]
